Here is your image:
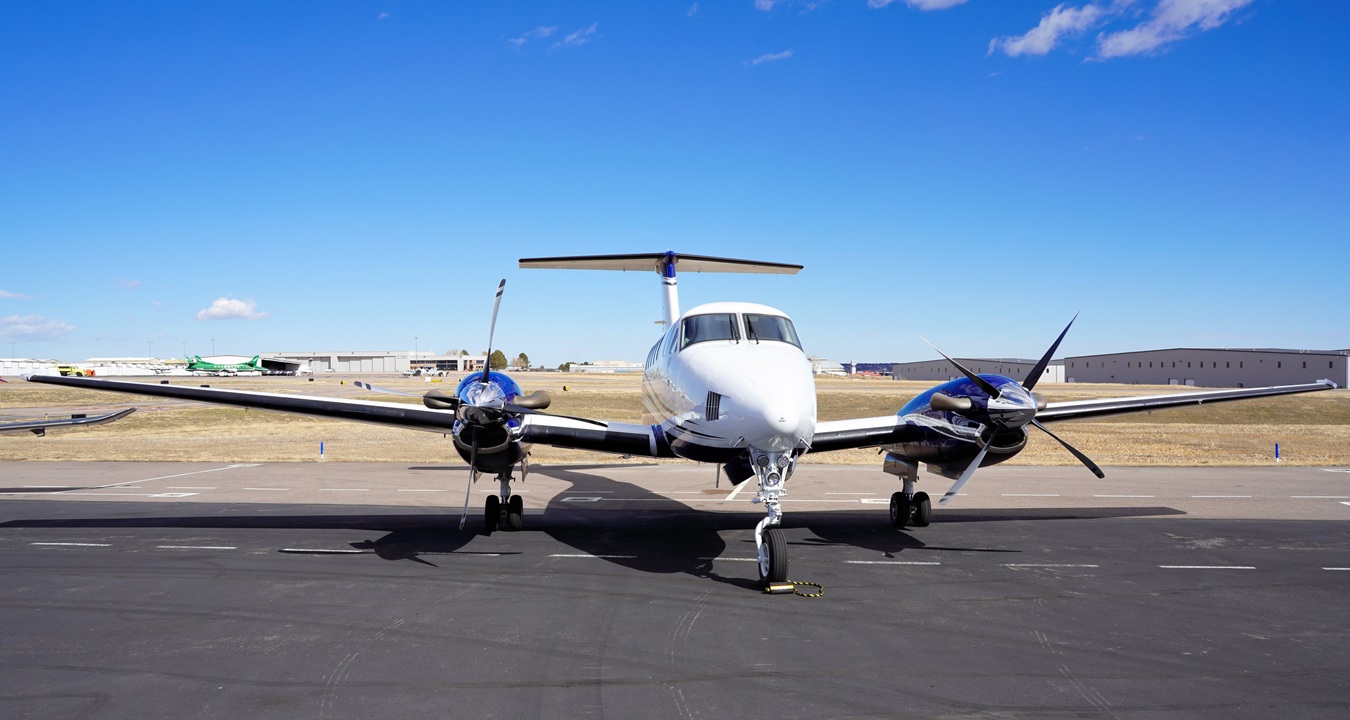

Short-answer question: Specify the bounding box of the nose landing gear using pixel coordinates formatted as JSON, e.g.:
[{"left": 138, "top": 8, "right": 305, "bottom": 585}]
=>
[
  {"left": 888, "top": 473, "right": 931, "bottom": 529},
  {"left": 751, "top": 451, "right": 796, "bottom": 588}
]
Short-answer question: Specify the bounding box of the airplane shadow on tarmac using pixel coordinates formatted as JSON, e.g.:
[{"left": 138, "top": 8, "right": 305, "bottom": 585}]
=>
[{"left": 0, "top": 462, "right": 1184, "bottom": 591}]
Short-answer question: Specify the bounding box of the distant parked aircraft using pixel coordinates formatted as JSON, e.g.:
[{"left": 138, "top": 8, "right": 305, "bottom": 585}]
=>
[{"left": 186, "top": 355, "right": 265, "bottom": 376}]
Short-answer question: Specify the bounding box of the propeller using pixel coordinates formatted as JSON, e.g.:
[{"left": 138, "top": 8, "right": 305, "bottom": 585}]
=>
[{"left": 928, "top": 315, "right": 1103, "bottom": 503}]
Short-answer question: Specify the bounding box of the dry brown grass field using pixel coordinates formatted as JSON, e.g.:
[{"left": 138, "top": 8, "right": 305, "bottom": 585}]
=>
[{"left": 2, "top": 373, "right": 1347, "bottom": 467}]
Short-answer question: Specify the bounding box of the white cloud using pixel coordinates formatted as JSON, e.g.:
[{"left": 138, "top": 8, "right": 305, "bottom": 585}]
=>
[
  {"left": 0, "top": 314, "right": 75, "bottom": 342},
  {"left": 688, "top": 3, "right": 700, "bottom": 17},
  {"left": 558, "top": 23, "right": 599, "bottom": 48},
  {"left": 508, "top": 25, "right": 558, "bottom": 49},
  {"left": 989, "top": 3, "right": 1105, "bottom": 57},
  {"left": 754, "top": 0, "right": 781, "bottom": 10},
  {"left": 115, "top": 278, "right": 142, "bottom": 289},
  {"left": 749, "top": 49, "right": 794, "bottom": 65},
  {"left": 0, "top": 290, "right": 30, "bottom": 299},
  {"left": 378, "top": 12, "right": 390, "bottom": 20},
  {"left": 1096, "top": 0, "right": 1253, "bottom": 58},
  {"left": 196, "top": 297, "right": 268, "bottom": 321},
  {"left": 869, "top": 0, "right": 969, "bottom": 8}
]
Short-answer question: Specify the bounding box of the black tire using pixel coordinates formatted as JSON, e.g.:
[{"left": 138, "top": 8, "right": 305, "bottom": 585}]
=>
[
  {"left": 759, "top": 527, "right": 788, "bottom": 587},
  {"left": 889, "top": 491, "right": 911, "bottom": 529},
  {"left": 912, "top": 491, "right": 932, "bottom": 527},
  {"left": 484, "top": 495, "right": 500, "bottom": 534},
  {"left": 505, "top": 495, "right": 524, "bottom": 532}
]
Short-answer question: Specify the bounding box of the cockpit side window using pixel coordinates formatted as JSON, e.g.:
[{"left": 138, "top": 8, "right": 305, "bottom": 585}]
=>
[
  {"left": 680, "top": 313, "right": 740, "bottom": 350},
  {"left": 743, "top": 314, "right": 802, "bottom": 349}
]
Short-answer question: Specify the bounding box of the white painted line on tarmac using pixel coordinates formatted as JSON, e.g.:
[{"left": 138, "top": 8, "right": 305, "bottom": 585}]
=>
[
  {"left": 1343, "top": 502, "right": 1350, "bottom": 508},
  {"left": 1192, "top": 495, "right": 1252, "bottom": 498},
  {"left": 1003, "top": 493, "right": 1061, "bottom": 497},
  {"left": 562, "top": 496, "right": 603, "bottom": 503},
  {"left": 279, "top": 548, "right": 369, "bottom": 554},
  {"left": 1005, "top": 563, "right": 1099, "bottom": 568},
  {"left": 79, "top": 464, "right": 257, "bottom": 491},
  {"left": 31, "top": 542, "right": 110, "bottom": 547},
  {"left": 157, "top": 545, "right": 238, "bottom": 550},
  {"left": 697, "top": 557, "right": 757, "bottom": 562},
  {"left": 1291, "top": 496, "right": 1350, "bottom": 499},
  {"left": 723, "top": 480, "right": 750, "bottom": 502},
  {"left": 21, "top": 485, "right": 70, "bottom": 488},
  {"left": 846, "top": 560, "right": 941, "bottom": 566},
  {"left": 549, "top": 553, "right": 638, "bottom": 559},
  {"left": 1323, "top": 567, "right": 1350, "bottom": 571},
  {"left": 1159, "top": 565, "right": 1256, "bottom": 570},
  {"left": 860, "top": 498, "right": 889, "bottom": 504},
  {"left": 1095, "top": 494, "right": 1155, "bottom": 498},
  {"left": 149, "top": 493, "right": 198, "bottom": 498}
]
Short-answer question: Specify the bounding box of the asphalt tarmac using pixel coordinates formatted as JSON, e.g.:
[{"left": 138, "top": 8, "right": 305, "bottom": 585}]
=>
[{"left": 2, "top": 462, "right": 1349, "bottom": 719}]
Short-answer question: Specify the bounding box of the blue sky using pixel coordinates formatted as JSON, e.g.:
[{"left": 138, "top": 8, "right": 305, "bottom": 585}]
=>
[{"left": 2, "top": 1, "right": 1346, "bottom": 367}]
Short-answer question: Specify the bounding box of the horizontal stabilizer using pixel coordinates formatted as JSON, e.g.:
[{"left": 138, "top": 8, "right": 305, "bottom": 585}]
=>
[{"left": 519, "top": 253, "right": 801, "bottom": 275}]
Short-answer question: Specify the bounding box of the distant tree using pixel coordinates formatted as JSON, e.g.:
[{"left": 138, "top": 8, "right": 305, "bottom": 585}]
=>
[
  {"left": 459, "top": 349, "right": 468, "bottom": 356},
  {"left": 514, "top": 352, "right": 529, "bottom": 369},
  {"left": 558, "top": 361, "right": 573, "bottom": 372},
  {"left": 489, "top": 350, "right": 507, "bottom": 370}
]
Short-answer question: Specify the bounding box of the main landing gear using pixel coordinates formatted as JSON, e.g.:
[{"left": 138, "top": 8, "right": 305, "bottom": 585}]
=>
[
  {"left": 889, "top": 474, "right": 931, "bottom": 529},
  {"left": 483, "top": 471, "right": 523, "bottom": 534},
  {"left": 752, "top": 451, "right": 796, "bottom": 588}
]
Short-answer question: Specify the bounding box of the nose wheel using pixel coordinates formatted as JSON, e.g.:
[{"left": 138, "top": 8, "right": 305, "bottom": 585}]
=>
[{"left": 758, "top": 526, "right": 788, "bottom": 586}]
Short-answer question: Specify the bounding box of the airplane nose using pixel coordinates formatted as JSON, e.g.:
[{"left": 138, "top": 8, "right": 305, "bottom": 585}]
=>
[{"left": 768, "top": 404, "right": 799, "bottom": 434}]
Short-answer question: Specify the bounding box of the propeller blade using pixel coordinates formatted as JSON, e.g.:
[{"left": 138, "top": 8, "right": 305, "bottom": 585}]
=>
[
  {"left": 352, "top": 380, "right": 417, "bottom": 397},
  {"left": 921, "top": 336, "right": 1001, "bottom": 399},
  {"left": 481, "top": 279, "right": 505, "bottom": 385},
  {"left": 1022, "top": 313, "right": 1078, "bottom": 392},
  {"left": 939, "top": 435, "right": 991, "bottom": 506},
  {"left": 458, "top": 427, "right": 480, "bottom": 530},
  {"left": 1031, "top": 419, "right": 1105, "bottom": 478}
]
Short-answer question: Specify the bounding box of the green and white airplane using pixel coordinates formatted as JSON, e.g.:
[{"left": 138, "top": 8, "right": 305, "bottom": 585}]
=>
[{"left": 185, "top": 355, "right": 266, "bottom": 376}]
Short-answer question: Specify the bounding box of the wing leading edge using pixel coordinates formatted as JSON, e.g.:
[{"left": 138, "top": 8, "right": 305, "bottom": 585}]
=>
[
  {"left": 24, "top": 375, "right": 666, "bottom": 457},
  {"left": 809, "top": 380, "right": 1337, "bottom": 454},
  {"left": 0, "top": 407, "right": 136, "bottom": 436}
]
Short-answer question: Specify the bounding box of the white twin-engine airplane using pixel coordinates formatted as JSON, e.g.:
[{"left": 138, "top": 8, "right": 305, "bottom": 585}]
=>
[{"left": 29, "top": 252, "right": 1336, "bottom": 589}]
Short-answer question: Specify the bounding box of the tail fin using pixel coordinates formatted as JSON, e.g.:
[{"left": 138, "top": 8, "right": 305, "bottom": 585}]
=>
[{"left": 519, "top": 252, "right": 801, "bottom": 327}]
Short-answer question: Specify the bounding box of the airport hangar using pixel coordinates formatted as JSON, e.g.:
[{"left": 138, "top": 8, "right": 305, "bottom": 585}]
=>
[
  {"left": 893, "top": 348, "right": 1349, "bottom": 388},
  {"left": 264, "top": 351, "right": 487, "bottom": 374}
]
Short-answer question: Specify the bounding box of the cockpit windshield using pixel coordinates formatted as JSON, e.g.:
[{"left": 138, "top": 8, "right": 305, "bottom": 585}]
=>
[
  {"left": 743, "top": 314, "right": 801, "bottom": 349},
  {"left": 680, "top": 313, "right": 740, "bottom": 349}
]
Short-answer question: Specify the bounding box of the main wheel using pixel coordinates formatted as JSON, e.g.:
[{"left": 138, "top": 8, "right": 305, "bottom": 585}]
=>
[
  {"left": 505, "top": 495, "right": 524, "bottom": 532},
  {"left": 911, "top": 491, "right": 932, "bottom": 527},
  {"left": 758, "top": 527, "right": 788, "bottom": 587},
  {"left": 889, "top": 491, "right": 911, "bottom": 529},
  {"left": 484, "top": 495, "right": 500, "bottom": 534}
]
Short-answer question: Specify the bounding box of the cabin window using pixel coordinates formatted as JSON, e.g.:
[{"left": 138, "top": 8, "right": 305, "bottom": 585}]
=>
[
  {"left": 743, "top": 314, "right": 802, "bottom": 349},
  {"left": 680, "top": 313, "right": 740, "bottom": 350}
]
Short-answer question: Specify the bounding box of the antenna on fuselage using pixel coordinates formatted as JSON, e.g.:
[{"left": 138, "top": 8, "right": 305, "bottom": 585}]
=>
[{"left": 518, "top": 252, "right": 803, "bottom": 328}]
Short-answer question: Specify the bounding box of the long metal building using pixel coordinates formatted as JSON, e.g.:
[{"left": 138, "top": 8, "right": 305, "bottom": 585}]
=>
[{"left": 1063, "top": 348, "right": 1348, "bottom": 387}]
